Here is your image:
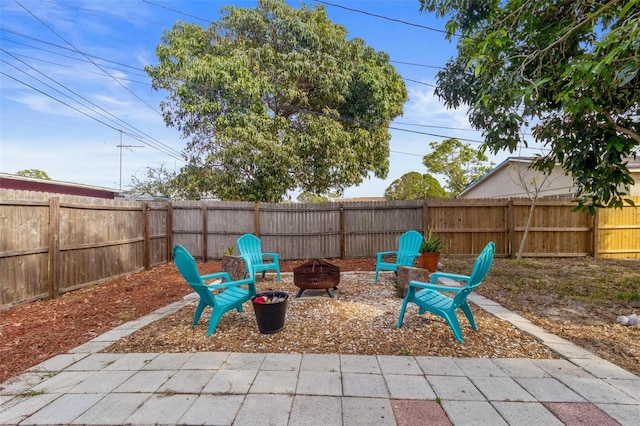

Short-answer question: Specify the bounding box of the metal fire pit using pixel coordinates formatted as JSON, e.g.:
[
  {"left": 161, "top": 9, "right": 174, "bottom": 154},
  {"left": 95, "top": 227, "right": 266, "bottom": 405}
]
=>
[{"left": 293, "top": 259, "right": 340, "bottom": 298}]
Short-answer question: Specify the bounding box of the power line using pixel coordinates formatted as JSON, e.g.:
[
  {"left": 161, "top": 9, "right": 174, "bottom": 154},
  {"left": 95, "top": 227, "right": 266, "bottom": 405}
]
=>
[
  {"left": 0, "top": 30, "right": 147, "bottom": 73},
  {"left": 142, "top": 0, "right": 211, "bottom": 24},
  {"left": 41, "top": 0, "right": 170, "bottom": 27},
  {"left": 5, "top": 50, "right": 151, "bottom": 85},
  {"left": 313, "top": 0, "right": 455, "bottom": 36},
  {"left": 2, "top": 70, "right": 185, "bottom": 163},
  {"left": 1, "top": 49, "right": 183, "bottom": 159},
  {"left": 14, "top": 0, "right": 161, "bottom": 116},
  {"left": 394, "top": 122, "right": 479, "bottom": 132},
  {"left": 402, "top": 77, "right": 437, "bottom": 88},
  {"left": 391, "top": 60, "right": 443, "bottom": 70},
  {"left": 4, "top": 0, "right": 544, "bottom": 165}
]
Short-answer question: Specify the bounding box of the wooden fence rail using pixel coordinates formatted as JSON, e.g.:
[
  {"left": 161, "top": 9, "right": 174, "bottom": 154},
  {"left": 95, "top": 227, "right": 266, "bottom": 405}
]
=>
[{"left": 1, "top": 189, "right": 638, "bottom": 308}]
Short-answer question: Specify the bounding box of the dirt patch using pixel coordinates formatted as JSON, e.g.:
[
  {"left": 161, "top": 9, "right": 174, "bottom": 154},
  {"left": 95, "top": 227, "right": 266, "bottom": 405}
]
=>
[{"left": 1, "top": 257, "right": 639, "bottom": 385}]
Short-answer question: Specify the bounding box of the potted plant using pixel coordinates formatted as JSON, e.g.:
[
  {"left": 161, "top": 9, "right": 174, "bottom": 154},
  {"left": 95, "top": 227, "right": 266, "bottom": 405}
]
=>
[
  {"left": 417, "top": 229, "right": 443, "bottom": 272},
  {"left": 221, "top": 246, "right": 245, "bottom": 280}
]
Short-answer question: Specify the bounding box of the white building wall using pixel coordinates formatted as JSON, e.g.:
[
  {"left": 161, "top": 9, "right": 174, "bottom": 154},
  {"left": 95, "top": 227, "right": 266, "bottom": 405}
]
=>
[{"left": 460, "top": 162, "right": 577, "bottom": 199}]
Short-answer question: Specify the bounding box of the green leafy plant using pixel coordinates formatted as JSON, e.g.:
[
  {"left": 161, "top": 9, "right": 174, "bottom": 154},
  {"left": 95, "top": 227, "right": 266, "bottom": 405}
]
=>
[
  {"left": 222, "top": 246, "right": 235, "bottom": 256},
  {"left": 420, "top": 229, "right": 443, "bottom": 253}
]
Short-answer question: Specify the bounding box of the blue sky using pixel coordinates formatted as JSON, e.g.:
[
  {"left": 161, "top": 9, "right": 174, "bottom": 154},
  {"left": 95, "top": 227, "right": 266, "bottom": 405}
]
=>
[{"left": 1, "top": 0, "right": 540, "bottom": 197}]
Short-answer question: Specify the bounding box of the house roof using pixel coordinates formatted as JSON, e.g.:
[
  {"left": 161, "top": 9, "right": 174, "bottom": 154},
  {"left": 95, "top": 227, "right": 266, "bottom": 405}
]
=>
[
  {"left": 458, "top": 157, "right": 535, "bottom": 197},
  {"left": 460, "top": 154, "right": 640, "bottom": 198},
  {"left": 0, "top": 173, "right": 121, "bottom": 199}
]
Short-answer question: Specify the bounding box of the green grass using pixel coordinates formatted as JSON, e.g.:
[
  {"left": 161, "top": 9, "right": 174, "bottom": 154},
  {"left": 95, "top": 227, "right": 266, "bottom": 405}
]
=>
[{"left": 441, "top": 256, "right": 640, "bottom": 305}]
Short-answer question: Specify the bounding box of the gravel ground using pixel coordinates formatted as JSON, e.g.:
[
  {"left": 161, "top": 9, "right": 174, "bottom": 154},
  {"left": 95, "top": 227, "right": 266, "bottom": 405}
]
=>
[{"left": 106, "top": 271, "right": 559, "bottom": 359}]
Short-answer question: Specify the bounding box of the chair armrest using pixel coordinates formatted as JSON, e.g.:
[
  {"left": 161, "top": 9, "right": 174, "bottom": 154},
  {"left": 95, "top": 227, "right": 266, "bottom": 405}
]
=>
[
  {"left": 430, "top": 272, "right": 470, "bottom": 284},
  {"left": 262, "top": 253, "right": 279, "bottom": 261},
  {"left": 408, "top": 280, "right": 463, "bottom": 293},
  {"left": 206, "top": 276, "right": 255, "bottom": 290},
  {"left": 201, "top": 271, "right": 232, "bottom": 282},
  {"left": 376, "top": 251, "right": 397, "bottom": 262}
]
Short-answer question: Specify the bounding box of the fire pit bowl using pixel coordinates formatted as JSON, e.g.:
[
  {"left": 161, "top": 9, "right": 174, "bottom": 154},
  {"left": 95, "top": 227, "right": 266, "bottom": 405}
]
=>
[{"left": 293, "top": 259, "right": 340, "bottom": 298}]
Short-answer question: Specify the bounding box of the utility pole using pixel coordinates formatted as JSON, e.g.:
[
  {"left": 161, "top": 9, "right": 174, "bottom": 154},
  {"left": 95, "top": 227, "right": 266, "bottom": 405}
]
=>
[{"left": 117, "top": 130, "right": 144, "bottom": 190}]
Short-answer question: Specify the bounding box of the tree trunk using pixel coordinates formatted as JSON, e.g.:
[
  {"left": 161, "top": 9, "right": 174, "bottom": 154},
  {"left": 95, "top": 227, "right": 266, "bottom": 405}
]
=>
[{"left": 517, "top": 194, "right": 539, "bottom": 260}]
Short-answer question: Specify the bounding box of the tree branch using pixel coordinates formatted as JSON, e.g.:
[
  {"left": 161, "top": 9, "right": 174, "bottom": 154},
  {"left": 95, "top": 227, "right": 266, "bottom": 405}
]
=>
[{"left": 603, "top": 111, "right": 640, "bottom": 144}]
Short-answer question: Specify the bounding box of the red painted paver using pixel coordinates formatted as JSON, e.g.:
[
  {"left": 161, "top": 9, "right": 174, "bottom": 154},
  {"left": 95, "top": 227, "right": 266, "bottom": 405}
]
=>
[
  {"left": 391, "top": 399, "right": 452, "bottom": 426},
  {"left": 543, "top": 402, "right": 619, "bottom": 426}
]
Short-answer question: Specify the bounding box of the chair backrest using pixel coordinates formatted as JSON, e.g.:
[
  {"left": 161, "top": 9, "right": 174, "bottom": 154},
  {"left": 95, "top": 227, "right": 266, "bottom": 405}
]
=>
[
  {"left": 452, "top": 241, "right": 495, "bottom": 308},
  {"left": 397, "top": 230, "right": 423, "bottom": 265},
  {"left": 237, "top": 234, "right": 264, "bottom": 265},
  {"left": 173, "top": 244, "right": 216, "bottom": 305}
]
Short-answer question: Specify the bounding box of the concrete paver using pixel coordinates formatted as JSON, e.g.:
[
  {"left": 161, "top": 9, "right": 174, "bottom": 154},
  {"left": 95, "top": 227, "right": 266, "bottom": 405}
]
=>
[
  {"left": 391, "top": 399, "right": 451, "bottom": 426},
  {"left": 559, "top": 377, "right": 639, "bottom": 404},
  {"left": 493, "top": 358, "right": 550, "bottom": 378},
  {"left": 2, "top": 279, "right": 639, "bottom": 425},
  {"left": 441, "top": 400, "right": 508, "bottom": 425},
  {"left": 469, "top": 376, "right": 537, "bottom": 402},
  {"left": 124, "top": 393, "right": 196, "bottom": 425},
  {"left": 342, "top": 397, "right": 396, "bottom": 426},
  {"left": 491, "top": 401, "right": 564, "bottom": 426},
  {"left": 233, "top": 394, "right": 293, "bottom": 426},
  {"left": 513, "top": 377, "right": 587, "bottom": 402},
  {"left": 296, "top": 370, "right": 342, "bottom": 396},
  {"left": 289, "top": 395, "right": 343, "bottom": 426},
  {"left": 543, "top": 402, "right": 621, "bottom": 426},
  {"left": 203, "top": 369, "right": 257, "bottom": 394},
  {"left": 385, "top": 374, "right": 435, "bottom": 399},
  {"left": 70, "top": 393, "right": 152, "bottom": 425},
  {"left": 426, "top": 375, "right": 486, "bottom": 401},
  {"left": 178, "top": 394, "right": 244, "bottom": 426},
  {"left": 342, "top": 372, "right": 390, "bottom": 398},
  {"left": 249, "top": 370, "right": 298, "bottom": 394},
  {"left": 596, "top": 403, "right": 640, "bottom": 426}
]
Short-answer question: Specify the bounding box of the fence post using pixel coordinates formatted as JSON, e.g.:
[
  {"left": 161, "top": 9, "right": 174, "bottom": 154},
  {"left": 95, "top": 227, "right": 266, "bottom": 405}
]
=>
[
  {"left": 508, "top": 199, "right": 515, "bottom": 258},
  {"left": 166, "top": 203, "right": 173, "bottom": 262},
  {"left": 143, "top": 203, "right": 151, "bottom": 270},
  {"left": 48, "top": 197, "right": 60, "bottom": 298},
  {"left": 422, "top": 198, "right": 428, "bottom": 234},
  {"left": 593, "top": 208, "right": 600, "bottom": 258},
  {"left": 201, "top": 203, "right": 208, "bottom": 260},
  {"left": 339, "top": 206, "right": 345, "bottom": 259},
  {"left": 254, "top": 202, "right": 260, "bottom": 237}
]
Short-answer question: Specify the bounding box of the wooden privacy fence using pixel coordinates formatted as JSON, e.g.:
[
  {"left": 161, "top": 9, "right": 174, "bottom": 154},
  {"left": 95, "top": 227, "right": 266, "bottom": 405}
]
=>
[
  {"left": 1, "top": 190, "right": 638, "bottom": 308},
  {"left": 1, "top": 190, "right": 171, "bottom": 307}
]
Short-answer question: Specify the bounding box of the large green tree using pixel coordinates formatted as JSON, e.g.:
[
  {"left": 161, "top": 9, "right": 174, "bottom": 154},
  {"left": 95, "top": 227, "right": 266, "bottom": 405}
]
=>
[
  {"left": 384, "top": 171, "right": 446, "bottom": 200},
  {"left": 146, "top": 0, "right": 407, "bottom": 202},
  {"left": 419, "top": 0, "right": 639, "bottom": 211},
  {"left": 422, "top": 138, "right": 494, "bottom": 196}
]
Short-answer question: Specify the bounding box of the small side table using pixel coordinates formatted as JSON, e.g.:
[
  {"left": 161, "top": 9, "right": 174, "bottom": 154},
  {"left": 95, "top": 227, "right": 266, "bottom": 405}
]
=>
[{"left": 397, "top": 266, "right": 431, "bottom": 298}]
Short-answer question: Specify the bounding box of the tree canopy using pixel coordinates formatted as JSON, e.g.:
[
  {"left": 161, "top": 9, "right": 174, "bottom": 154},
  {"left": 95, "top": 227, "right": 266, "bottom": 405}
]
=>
[
  {"left": 422, "top": 138, "right": 494, "bottom": 196},
  {"left": 384, "top": 171, "right": 446, "bottom": 200},
  {"left": 146, "top": 0, "right": 407, "bottom": 202},
  {"left": 419, "top": 0, "right": 639, "bottom": 211},
  {"left": 297, "top": 191, "right": 330, "bottom": 203},
  {"left": 16, "top": 169, "right": 50, "bottom": 180},
  {"left": 129, "top": 164, "right": 178, "bottom": 197}
]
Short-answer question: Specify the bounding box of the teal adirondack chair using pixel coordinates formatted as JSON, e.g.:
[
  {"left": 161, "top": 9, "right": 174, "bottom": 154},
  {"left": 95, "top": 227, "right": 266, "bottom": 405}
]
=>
[
  {"left": 237, "top": 234, "right": 282, "bottom": 282},
  {"left": 396, "top": 241, "right": 495, "bottom": 342},
  {"left": 173, "top": 244, "right": 257, "bottom": 336},
  {"left": 374, "top": 230, "right": 423, "bottom": 283}
]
